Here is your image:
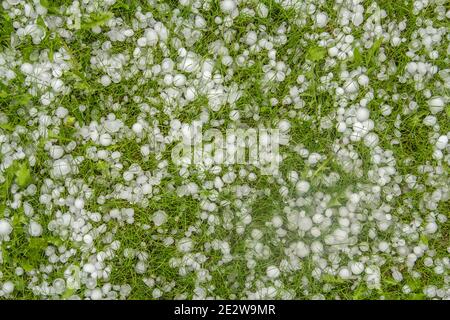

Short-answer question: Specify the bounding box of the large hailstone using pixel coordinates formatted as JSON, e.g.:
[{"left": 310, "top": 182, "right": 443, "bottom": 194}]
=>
[
  {"left": 152, "top": 210, "right": 168, "bottom": 227},
  {"left": 28, "top": 221, "right": 43, "bottom": 237},
  {"left": 52, "top": 159, "right": 72, "bottom": 177},
  {"left": 0, "top": 219, "right": 13, "bottom": 237}
]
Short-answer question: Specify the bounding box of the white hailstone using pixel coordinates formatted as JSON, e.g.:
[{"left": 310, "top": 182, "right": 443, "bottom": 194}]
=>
[
  {"left": 137, "top": 37, "right": 147, "bottom": 47},
  {"left": 152, "top": 288, "right": 162, "bottom": 299},
  {"left": 298, "top": 217, "right": 313, "bottom": 232},
  {"left": 83, "top": 234, "right": 93, "bottom": 245},
  {"left": 99, "top": 133, "right": 112, "bottom": 146},
  {"left": 356, "top": 107, "right": 370, "bottom": 122},
  {"left": 220, "top": 0, "right": 236, "bottom": 13},
  {"left": 364, "top": 132, "right": 379, "bottom": 147},
  {"left": 100, "top": 75, "right": 111, "bottom": 86},
  {"left": 328, "top": 47, "right": 339, "bottom": 57},
  {"left": 339, "top": 268, "right": 352, "bottom": 279},
  {"left": 337, "top": 122, "right": 347, "bottom": 133},
  {"left": 278, "top": 119, "right": 291, "bottom": 132},
  {"left": 423, "top": 115, "right": 436, "bottom": 126},
  {"left": 51, "top": 78, "right": 64, "bottom": 92},
  {"left": 52, "top": 159, "right": 72, "bottom": 177},
  {"left": 0, "top": 219, "right": 13, "bottom": 237},
  {"left": 185, "top": 87, "right": 197, "bottom": 101},
  {"left": 436, "top": 135, "right": 448, "bottom": 150},
  {"left": 425, "top": 222, "right": 438, "bottom": 234},
  {"left": 179, "top": 53, "right": 199, "bottom": 73},
  {"left": 173, "top": 74, "right": 186, "bottom": 87},
  {"left": 177, "top": 238, "right": 193, "bottom": 252},
  {"left": 2, "top": 281, "right": 14, "bottom": 294},
  {"left": 144, "top": 29, "right": 158, "bottom": 46},
  {"left": 135, "top": 261, "right": 147, "bottom": 274},
  {"left": 350, "top": 262, "right": 365, "bottom": 275},
  {"left": 91, "top": 288, "right": 102, "bottom": 300},
  {"left": 28, "top": 221, "right": 43, "bottom": 237},
  {"left": 352, "top": 13, "right": 364, "bottom": 26},
  {"left": 152, "top": 210, "right": 168, "bottom": 227},
  {"left": 55, "top": 107, "right": 69, "bottom": 118},
  {"left": 271, "top": 216, "right": 283, "bottom": 228},
  {"left": 229, "top": 110, "right": 240, "bottom": 121},
  {"left": 428, "top": 97, "right": 444, "bottom": 114},
  {"left": 132, "top": 122, "right": 143, "bottom": 134},
  {"left": 256, "top": 3, "right": 268, "bottom": 18},
  {"left": 344, "top": 80, "right": 359, "bottom": 93},
  {"left": 296, "top": 180, "right": 310, "bottom": 194},
  {"left": 83, "top": 263, "right": 96, "bottom": 273},
  {"left": 357, "top": 74, "right": 369, "bottom": 86},
  {"left": 315, "top": 12, "right": 328, "bottom": 28},
  {"left": 266, "top": 266, "right": 280, "bottom": 279},
  {"left": 295, "top": 241, "right": 310, "bottom": 258},
  {"left": 74, "top": 198, "right": 84, "bottom": 209},
  {"left": 245, "top": 31, "right": 258, "bottom": 46},
  {"left": 20, "top": 62, "right": 33, "bottom": 74},
  {"left": 49, "top": 145, "right": 64, "bottom": 159}
]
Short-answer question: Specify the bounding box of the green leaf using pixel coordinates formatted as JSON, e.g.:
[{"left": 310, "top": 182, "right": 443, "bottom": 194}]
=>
[
  {"left": 353, "top": 47, "right": 362, "bottom": 65},
  {"left": 15, "top": 162, "right": 31, "bottom": 188},
  {"left": 81, "top": 12, "right": 113, "bottom": 30},
  {"left": 307, "top": 46, "right": 326, "bottom": 62},
  {"left": 322, "top": 274, "right": 345, "bottom": 284},
  {"left": 62, "top": 288, "right": 75, "bottom": 299},
  {"left": 22, "top": 262, "right": 34, "bottom": 272}
]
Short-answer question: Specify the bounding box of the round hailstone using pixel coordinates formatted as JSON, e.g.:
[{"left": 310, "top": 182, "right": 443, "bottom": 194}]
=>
[
  {"left": 135, "top": 261, "right": 147, "bottom": 274},
  {"left": 20, "top": 63, "right": 33, "bottom": 74},
  {"left": 298, "top": 216, "right": 313, "bottom": 231},
  {"left": 245, "top": 31, "right": 258, "bottom": 46},
  {"left": 428, "top": 97, "right": 444, "bottom": 114},
  {"left": 91, "top": 288, "right": 102, "bottom": 300},
  {"left": 0, "top": 219, "right": 13, "bottom": 237},
  {"left": 315, "top": 12, "right": 328, "bottom": 27},
  {"left": 344, "top": 80, "right": 359, "bottom": 94},
  {"left": 337, "top": 122, "right": 347, "bottom": 132},
  {"left": 152, "top": 210, "right": 168, "bottom": 227},
  {"left": 278, "top": 119, "right": 291, "bottom": 132},
  {"left": 173, "top": 74, "right": 186, "bottom": 87},
  {"left": 350, "top": 262, "right": 365, "bottom": 275},
  {"left": 49, "top": 145, "right": 64, "bottom": 159},
  {"left": 99, "top": 133, "right": 112, "bottom": 146},
  {"left": 339, "top": 268, "right": 352, "bottom": 279},
  {"left": 144, "top": 29, "right": 158, "bottom": 46},
  {"left": 2, "top": 281, "right": 14, "bottom": 294},
  {"left": 296, "top": 180, "right": 310, "bottom": 194},
  {"left": 51, "top": 78, "right": 64, "bottom": 92},
  {"left": 28, "top": 221, "right": 43, "bottom": 237},
  {"left": 356, "top": 107, "right": 370, "bottom": 122},
  {"left": 266, "top": 266, "right": 280, "bottom": 279},
  {"left": 256, "top": 3, "right": 268, "bottom": 18},
  {"left": 364, "top": 132, "right": 379, "bottom": 147},
  {"left": 52, "top": 159, "right": 72, "bottom": 177},
  {"left": 220, "top": 0, "right": 236, "bottom": 13},
  {"left": 100, "top": 75, "right": 111, "bottom": 86},
  {"left": 74, "top": 198, "right": 85, "bottom": 210},
  {"left": 177, "top": 238, "right": 193, "bottom": 252},
  {"left": 436, "top": 135, "right": 448, "bottom": 150},
  {"left": 328, "top": 46, "right": 339, "bottom": 57},
  {"left": 132, "top": 122, "right": 143, "bottom": 134},
  {"left": 357, "top": 74, "right": 369, "bottom": 86},
  {"left": 295, "top": 241, "right": 310, "bottom": 258}
]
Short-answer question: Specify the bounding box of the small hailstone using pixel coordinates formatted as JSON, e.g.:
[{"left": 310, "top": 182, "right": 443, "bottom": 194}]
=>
[
  {"left": 356, "top": 107, "right": 370, "bottom": 122},
  {"left": 28, "top": 221, "right": 43, "bottom": 237},
  {"left": 135, "top": 261, "right": 147, "bottom": 274},
  {"left": 298, "top": 217, "right": 313, "bottom": 231},
  {"left": 220, "top": 0, "right": 236, "bottom": 13},
  {"left": 315, "top": 12, "right": 328, "bottom": 28},
  {"left": 245, "top": 31, "right": 258, "bottom": 46},
  {"left": 152, "top": 210, "right": 168, "bottom": 227},
  {"left": 132, "top": 122, "right": 143, "bottom": 134},
  {"left": 328, "top": 47, "right": 339, "bottom": 57},
  {"left": 0, "top": 219, "right": 13, "bottom": 236},
  {"left": 296, "top": 180, "right": 310, "bottom": 194},
  {"left": 428, "top": 97, "right": 444, "bottom": 114},
  {"left": 99, "top": 133, "right": 113, "bottom": 146},
  {"left": 339, "top": 268, "right": 351, "bottom": 279},
  {"left": 100, "top": 75, "right": 111, "bottom": 87},
  {"left": 49, "top": 146, "right": 64, "bottom": 159},
  {"left": 137, "top": 37, "right": 147, "bottom": 47},
  {"left": 173, "top": 74, "right": 186, "bottom": 87},
  {"left": 20, "top": 63, "right": 33, "bottom": 74},
  {"left": 344, "top": 80, "right": 359, "bottom": 93},
  {"left": 51, "top": 78, "right": 64, "bottom": 92},
  {"left": 256, "top": 3, "right": 268, "bottom": 18},
  {"left": 74, "top": 198, "right": 84, "bottom": 209},
  {"left": 83, "top": 234, "right": 93, "bottom": 245},
  {"left": 178, "top": 238, "right": 193, "bottom": 252},
  {"left": 364, "top": 132, "right": 379, "bottom": 147},
  {"left": 357, "top": 74, "right": 369, "bottom": 86},
  {"left": 425, "top": 222, "right": 438, "bottom": 234},
  {"left": 52, "top": 159, "right": 72, "bottom": 177},
  {"left": 436, "top": 135, "right": 448, "bottom": 150},
  {"left": 91, "top": 288, "right": 102, "bottom": 300},
  {"left": 229, "top": 110, "right": 240, "bottom": 121},
  {"left": 337, "top": 122, "right": 347, "bottom": 133},
  {"left": 278, "top": 119, "right": 291, "bottom": 132},
  {"left": 2, "top": 281, "right": 14, "bottom": 294},
  {"left": 266, "top": 266, "right": 280, "bottom": 279},
  {"left": 350, "top": 262, "right": 365, "bottom": 275}
]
